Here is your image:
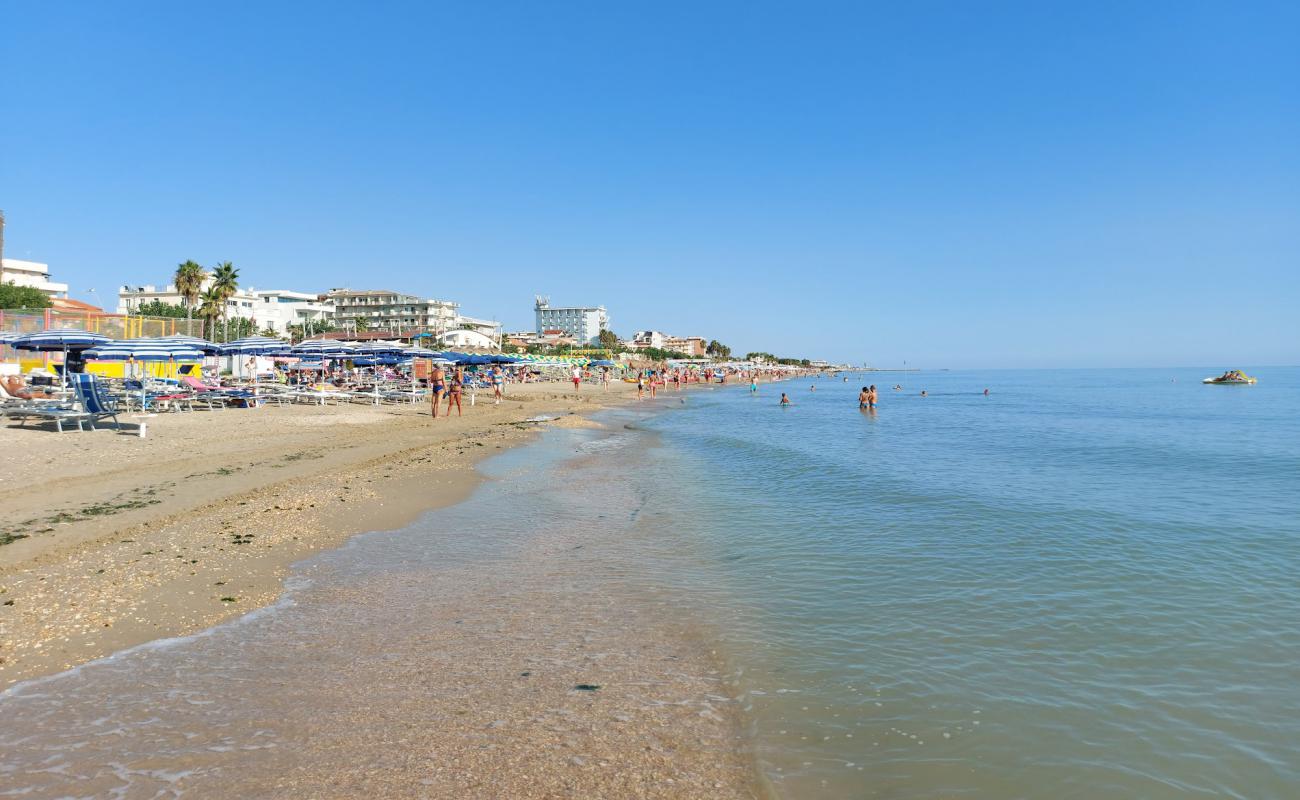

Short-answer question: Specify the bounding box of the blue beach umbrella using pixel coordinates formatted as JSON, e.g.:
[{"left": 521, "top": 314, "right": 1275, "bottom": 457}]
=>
[
  {"left": 12, "top": 329, "right": 113, "bottom": 387},
  {"left": 155, "top": 333, "right": 220, "bottom": 354},
  {"left": 218, "top": 335, "right": 286, "bottom": 355},
  {"left": 84, "top": 338, "right": 204, "bottom": 362},
  {"left": 293, "top": 339, "right": 359, "bottom": 356},
  {"left": 12, "top": 329, "right": 111, "bottom": 351}
]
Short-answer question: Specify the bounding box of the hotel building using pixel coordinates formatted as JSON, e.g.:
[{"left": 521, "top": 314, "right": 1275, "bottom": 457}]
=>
[{"left": 533, "top": 296, "right": 608, "bottom": 346}]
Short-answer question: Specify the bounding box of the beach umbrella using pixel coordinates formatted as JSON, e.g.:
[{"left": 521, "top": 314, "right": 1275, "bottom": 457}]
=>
[
  {"left": 218, "top": 335, "right": 286, "bottom": 355},
  {"left": 403, "top": 346, "right": 440, "bottom": 357},
  {"left": 293, "top": 339, "right": 359, "bottom": 356},
  {"left": 85, "top": 338, "right": 204, "bottom": 406},
  {"left": 12, "top": 329, "right": 111, "bottom": 351},
  {"left": 156, "top": 333, "right": 221, "bottom": 354},
  {"left": 84, "top": 338, "right": 204, "bottom": 362},
  {"left": 12, "top": 329, "right": 113, "bottom": 387}
]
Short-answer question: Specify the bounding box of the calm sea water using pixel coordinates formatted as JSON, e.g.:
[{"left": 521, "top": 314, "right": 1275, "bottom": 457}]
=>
[
  {"left": 3, "top": 367, "right": 1297, "bottom": 799},
  {"left": 626, "top": 366, "right": 1300, "bottom": 798}
]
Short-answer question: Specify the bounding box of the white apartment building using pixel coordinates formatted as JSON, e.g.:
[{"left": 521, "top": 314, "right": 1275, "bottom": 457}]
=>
[
  {"left": 328, "top": 289, "right": 459, "bottom": 334},
  {"left": 1, "top": 258, "right": 69, "bottom": 298},
  {"left": 254, "top": 289, "right": 334, "bottom": 335},
  {"left": 453, "top": 314, "right": 502, "bottom": 339},
  {"left": 627, "top": 331, "right": 706, "bottom": 356},
  {"left": 534, "top": 296, "right": 607, "bottom": 346},
  {"left": 117, "top": 281, "right": 333, "bottom": 335},
  {"left": 629, "top": 330, "right": 667, "bottom": 350}
]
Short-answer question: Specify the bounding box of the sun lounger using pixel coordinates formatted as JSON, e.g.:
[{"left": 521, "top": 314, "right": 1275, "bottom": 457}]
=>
[{"left": 72, "top": 373, "right": 122, "bottom": 431}]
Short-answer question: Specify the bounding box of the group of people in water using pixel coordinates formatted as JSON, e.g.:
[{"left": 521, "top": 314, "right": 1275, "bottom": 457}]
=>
[{"left": 773, "top": 381, "right": 992, "bottom": 409}]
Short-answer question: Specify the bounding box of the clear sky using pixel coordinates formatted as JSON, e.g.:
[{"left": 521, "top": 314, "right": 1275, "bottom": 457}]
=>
[{"left": 2, "top": 1, "right": 1296, "bottom": 367}]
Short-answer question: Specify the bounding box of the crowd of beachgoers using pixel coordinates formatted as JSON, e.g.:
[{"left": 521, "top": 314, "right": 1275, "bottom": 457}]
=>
[{"left": 0, "top": 328, "right": 824, "bottom": 432}]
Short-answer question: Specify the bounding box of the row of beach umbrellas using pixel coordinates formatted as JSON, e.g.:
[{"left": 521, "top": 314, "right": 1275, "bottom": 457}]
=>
[{"left": 3, "top": 330, "right": 626, "bottom": 374}]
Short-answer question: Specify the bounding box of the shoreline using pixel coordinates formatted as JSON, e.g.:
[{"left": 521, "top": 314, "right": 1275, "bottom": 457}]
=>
[
  {"left": 2, "top": 379, "right": 772, "bottom": 798},
  {"left": 1, "top": 383, "right": 639, "bottom": 689}
]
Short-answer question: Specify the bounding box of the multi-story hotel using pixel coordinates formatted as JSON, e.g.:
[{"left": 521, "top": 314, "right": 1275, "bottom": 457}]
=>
[
  {"left": 533, "top": 296, "right": 608, "bottom": 346},
  {"left": 328, "top": 288, "right": 459, "bottom": 334},
  {"left": 117, "top": 282, "right": 333, "bottom": 335}
]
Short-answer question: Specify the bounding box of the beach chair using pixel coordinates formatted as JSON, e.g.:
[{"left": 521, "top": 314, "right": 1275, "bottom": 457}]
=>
[{"left": 72, "top": 373, "right": 122, "bottom": 431}]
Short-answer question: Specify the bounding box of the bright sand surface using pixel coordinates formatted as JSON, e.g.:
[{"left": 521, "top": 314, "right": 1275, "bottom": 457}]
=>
[{"left": 0, "top": 379, "right": 762, "bottom": 798}]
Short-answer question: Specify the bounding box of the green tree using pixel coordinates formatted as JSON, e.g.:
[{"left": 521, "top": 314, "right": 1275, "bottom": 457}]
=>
[
  {"left": 198, "top": 286, "right": 224, "bottom": 341},
  {"left": 598, "top": 328, "right": 619, "bottom": 350},
  {"left": 706, "top": 340, "right": 731, "bottom": 358},
  {"left": 353, "top": 316, "right": 369, "bottom": 333},
  {"left": 260, "top": 326, "right": 279, "bottom": 338},
  {"left": 173, "top": 260, "right": 207, "bottom": 328},
  {"left": 210, "top": 261, "right": 239, "bottom": 341},
  {"left": 225, "top": 316, "right": 255, "bottom": 340},
  {"left": 135, "top": 299, "right": 188, "bottom": 318},
  {"left": 0, "top": 282, "right": 53, "bottom": 309}
]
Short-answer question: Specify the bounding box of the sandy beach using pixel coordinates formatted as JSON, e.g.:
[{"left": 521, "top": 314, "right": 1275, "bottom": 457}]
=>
[{"left": 1, "top": 379, "right": 762, "bottom": 798}]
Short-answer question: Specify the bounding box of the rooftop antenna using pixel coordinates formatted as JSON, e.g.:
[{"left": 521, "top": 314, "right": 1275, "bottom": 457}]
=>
[{"left": 534, "top": 294, "right": 549, "bottom": 309}]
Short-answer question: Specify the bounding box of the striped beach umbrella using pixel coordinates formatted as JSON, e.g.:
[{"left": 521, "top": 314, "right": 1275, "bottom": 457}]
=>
[
  {"left": 11, "top": 329, "right": 111, "bottom": 351},
  {"left": 84, "top": 338, "right": 204, "bottom": 361},
  {"left": 155, "top": 333, "right": 220, "bottom": 354},
  {"left": 12, "top": 329, "right": 113, "bottom": 387},
  {"left": 218, "top": 335, "right": 287, "bottom": 355},
  {"left": 293, "top": 339, "right": 359, "bottom": 357}
]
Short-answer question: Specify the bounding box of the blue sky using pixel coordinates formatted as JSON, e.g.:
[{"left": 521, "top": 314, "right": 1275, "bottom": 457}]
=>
[{"left": 3, "top": 1, "right": 1296, "bottom": 367}]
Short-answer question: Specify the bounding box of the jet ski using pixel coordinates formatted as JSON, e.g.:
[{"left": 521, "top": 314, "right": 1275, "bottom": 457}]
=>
[{"left": 1203, "top": 370, "right": 1257, "bottom": 385}]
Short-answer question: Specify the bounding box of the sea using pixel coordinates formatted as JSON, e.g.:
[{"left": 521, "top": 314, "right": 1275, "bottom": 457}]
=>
[{"left": 3, "top": 367, "right": 1298, "bottom": 798}]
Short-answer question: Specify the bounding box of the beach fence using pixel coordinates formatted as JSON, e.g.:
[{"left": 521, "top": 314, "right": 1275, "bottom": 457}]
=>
[{"left": 1, "top": 309, "right": 204, "bottom": 374}]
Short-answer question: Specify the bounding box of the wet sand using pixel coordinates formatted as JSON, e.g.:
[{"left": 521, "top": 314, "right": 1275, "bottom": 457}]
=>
[
  {"left": 1, "top": 380, "right": 765, "bottom": 798},
  {"left": 1, "top": 382, "right": 633, "bottom": 688}
]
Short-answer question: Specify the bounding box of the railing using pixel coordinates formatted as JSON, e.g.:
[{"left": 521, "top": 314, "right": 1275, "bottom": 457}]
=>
[{"left": 0, "top": 309, "right": 204, "bottom": 339}]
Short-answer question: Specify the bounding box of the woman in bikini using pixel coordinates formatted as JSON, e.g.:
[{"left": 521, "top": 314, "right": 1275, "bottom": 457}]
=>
[
  {"left": 430, "top": 365, "right": 446, "bottom": 418},
  {"left": 445, "top": 367, "right": 463, "bottom": 418}
]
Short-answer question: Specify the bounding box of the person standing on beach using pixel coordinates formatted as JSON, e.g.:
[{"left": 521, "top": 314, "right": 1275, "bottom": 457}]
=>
[
  {"left": 430, "top": 364, "right": 446, "bottom": 418},
  {"left": 445, "top": 367, "right": 464, "bottom": 417},
  {"left": 491, "top": 365, "right": 504, "bottom": 404},
  {"left": 571, "top": 365, "right": 582, "bottom": 392},
  {"left": 602, "top": 366, "right": 610, "bottom": 390},
  {"left": 637, "top": 370, "right": 645, "bottom": 400}
]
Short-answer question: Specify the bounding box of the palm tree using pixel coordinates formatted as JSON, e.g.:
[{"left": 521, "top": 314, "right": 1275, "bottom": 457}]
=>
[
  {"left": 198, "top": 286, "right": 224, "bottom": 341},
  {"left": 353, "top": 316, "right": 369, "bottom": 334},
  {"left": 173, "top": 260, "right": 207, "bottom": 335},
  {"left": 210, "top": 262, "right": 239, "bottom": 341}
]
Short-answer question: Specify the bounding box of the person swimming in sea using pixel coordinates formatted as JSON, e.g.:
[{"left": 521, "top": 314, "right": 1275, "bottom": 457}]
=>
[
  {"left": 920, "top": 390, "right": 927, "bottom": 397},
  {"left": 780, "top": 393, "right": 791, "bottom": 406}
]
